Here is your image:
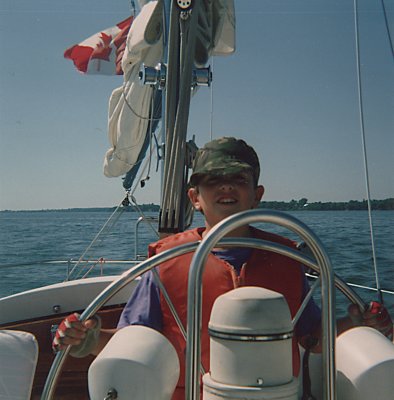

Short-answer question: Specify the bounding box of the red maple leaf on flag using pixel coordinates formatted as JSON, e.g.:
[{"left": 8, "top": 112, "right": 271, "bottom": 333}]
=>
[
  {"left": 64, "top": 45, "right": 92, "bottom": 73},
  {"left": 113, "top": 22, "right": 132, "bottom": 74},
  {"left": 91, "top": 32, "right": 113, "bottom": 61}
]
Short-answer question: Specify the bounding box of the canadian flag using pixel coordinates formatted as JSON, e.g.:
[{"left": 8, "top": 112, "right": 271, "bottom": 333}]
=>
[{"left": 64, "top": 16, "right": 133, "bottom": 75}]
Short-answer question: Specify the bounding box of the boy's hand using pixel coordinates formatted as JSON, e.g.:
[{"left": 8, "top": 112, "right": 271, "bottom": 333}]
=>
[
  {"left": 348, "top": 301, "right": 393, "bottom": 340},
  {"left": 52, "top": 313, "right": 101, "bottom": 357}
]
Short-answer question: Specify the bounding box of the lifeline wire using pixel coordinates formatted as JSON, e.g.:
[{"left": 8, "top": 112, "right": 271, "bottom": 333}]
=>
[
  {"left": 381, "top": 0, "right": 394, "bottom": 59},
  {"left": 353, "top": 0, "right": 382, "bottom": 304}
]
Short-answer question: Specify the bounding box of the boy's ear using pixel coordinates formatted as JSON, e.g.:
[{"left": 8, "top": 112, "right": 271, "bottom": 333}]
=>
[
  {"left": 188, "top": 187, "right": 201, "bottom": 210},
  {"left": 253, "top": 185, "right": 265, "bottom": 207}
]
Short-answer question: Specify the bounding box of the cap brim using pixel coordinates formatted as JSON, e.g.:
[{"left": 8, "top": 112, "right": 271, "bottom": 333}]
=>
[{"left": 190, "top": 163, "right": 253, "bottom": 186}]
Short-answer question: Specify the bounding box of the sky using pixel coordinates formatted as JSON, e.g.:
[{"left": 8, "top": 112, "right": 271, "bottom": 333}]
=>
[{"left": 0, "top": 0, "right": 393, "bottom": 210}]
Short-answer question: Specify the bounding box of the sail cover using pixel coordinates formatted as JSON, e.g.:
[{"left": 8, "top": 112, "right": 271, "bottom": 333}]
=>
[
  {"left": 103, "top": 0, "right": 235, "bottom": 191},
  {"left": 104, "top": 1, "right": 163, "bottom": 182}
]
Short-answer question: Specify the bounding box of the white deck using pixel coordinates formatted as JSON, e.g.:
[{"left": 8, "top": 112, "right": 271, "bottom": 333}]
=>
[{"left": 0, "top": 276, "right": 138, "bottom": 324}]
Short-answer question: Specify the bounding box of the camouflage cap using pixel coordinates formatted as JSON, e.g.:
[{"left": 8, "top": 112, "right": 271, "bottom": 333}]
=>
[{"left": 190, "top": 137, "right": 260, "bottom": 186}]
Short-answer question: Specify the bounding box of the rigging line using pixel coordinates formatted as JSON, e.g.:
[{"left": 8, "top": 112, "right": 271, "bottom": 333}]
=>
[
  {"left": 129, "top": 0, "right": 136, "bottom": 16},
  {"left": 381, "top": 0, "right": 394, "bottom": 59},
  {"left": 129, "top": 195, "right": 159, "bottom": 239},
  {"left": 129, "top": 128, "right": 163, "bottom": 198},
  {"left": 66, "top": 200, "right": 126, "bottom": 280},
  {"left": 71, "top": 208, "right": 126, "bottom": 281},
  {"left": 141, "top": 90, "right": 157, "bottom": 184},
  {"left": 126, "top": 90, "right": 163, "bottom": 200},
  {"left": 122, "top": 84, "right": 161, "bottom": 121},
  {"left": 209, "top": 56, "right": 214, "bottom": 141},
  {"left": 353, "top": 0, "right": 382, "bottom": 304},
  {"left": 81, "top": 260, "right": 102, "bottom": 280}
]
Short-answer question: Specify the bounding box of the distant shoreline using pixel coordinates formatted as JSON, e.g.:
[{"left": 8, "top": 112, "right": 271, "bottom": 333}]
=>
[{"left": 1, "top": 198, "right": 393, "bottom": 212}]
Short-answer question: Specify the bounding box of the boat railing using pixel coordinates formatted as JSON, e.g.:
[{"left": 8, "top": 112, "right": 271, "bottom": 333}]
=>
[
  {"left": 0, "top": 259, "right": 142, "bottom": 283},
  {"left": 305, "top": 273, "right": 394, "bottom": 297},
  {"left": 134, "top": 215, "right": 159, "bottom": 260}
]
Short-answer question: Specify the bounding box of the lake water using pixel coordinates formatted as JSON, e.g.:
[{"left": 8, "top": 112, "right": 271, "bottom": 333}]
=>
[{"left": 0, "top": 209, "right": 393, "bottom": 316}]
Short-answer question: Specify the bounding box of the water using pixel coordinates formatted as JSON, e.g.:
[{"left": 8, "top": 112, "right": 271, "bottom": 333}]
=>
[{"left": 0, "top": 209, "right": 393, "bottom": 315}]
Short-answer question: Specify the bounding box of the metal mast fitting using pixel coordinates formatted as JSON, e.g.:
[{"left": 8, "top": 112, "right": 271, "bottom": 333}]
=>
[
  {"left": 140, "top": 63, "right": 211, "bottom": 90},
  {"left": 176, "top": 0, "right": 193, "bottom": 11}
]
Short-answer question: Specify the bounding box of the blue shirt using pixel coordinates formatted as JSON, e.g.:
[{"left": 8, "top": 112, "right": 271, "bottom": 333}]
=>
[{"left": 118, "top": 247, "right": 321, "bottom": 337}]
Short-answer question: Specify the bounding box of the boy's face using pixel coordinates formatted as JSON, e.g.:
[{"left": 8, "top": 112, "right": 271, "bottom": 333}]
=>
[{"left": 188, "top": 171, "right": 264, "bottom": 230}]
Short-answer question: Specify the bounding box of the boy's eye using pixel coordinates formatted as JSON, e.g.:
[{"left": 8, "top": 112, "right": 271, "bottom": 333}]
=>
[
  {"left": 202, "top": 175, "right": 251, "bottom": 186},
  {"left": 234, "top": 177, "right": 250, "bottom": 185},
  {"left": 205, "top": 178, "right": 220, "bottom": 186}
]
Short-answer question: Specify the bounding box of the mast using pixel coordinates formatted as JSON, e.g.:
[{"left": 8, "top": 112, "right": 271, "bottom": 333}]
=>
[
  {"left": 141, "top": 0, "right": 211, "bottom": 234},
  {"left": 159, "top": 0, "right": 200, "bottom": 234},
  {"left": 140, "top": 0, "right": 234, "bottom": 234}
]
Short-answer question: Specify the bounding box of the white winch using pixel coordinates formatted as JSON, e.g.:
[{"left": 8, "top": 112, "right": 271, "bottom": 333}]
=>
[
  {"left": 203, "top": 286, "right": 299, "bottom": 399},
  {"left": 336, "top": 326, "right": 394, "bottom": 400},
  {"left": 88, "top": 325, "right": 179, "bottom": 400}
]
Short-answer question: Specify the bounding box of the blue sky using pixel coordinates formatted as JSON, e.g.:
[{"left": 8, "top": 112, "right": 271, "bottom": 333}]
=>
[{"left": 1, "top": 0, "right": 393, "bottom": 210}]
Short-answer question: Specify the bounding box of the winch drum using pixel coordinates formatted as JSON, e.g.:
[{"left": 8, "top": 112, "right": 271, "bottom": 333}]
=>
[{"left": 203, "top": 286, "right": 298, "bottom": 400}]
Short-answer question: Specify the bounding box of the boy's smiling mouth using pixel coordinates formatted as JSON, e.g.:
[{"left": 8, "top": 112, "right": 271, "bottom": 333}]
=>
[{"left": 217, "top": 197, "right": 237, "bottom": 204}]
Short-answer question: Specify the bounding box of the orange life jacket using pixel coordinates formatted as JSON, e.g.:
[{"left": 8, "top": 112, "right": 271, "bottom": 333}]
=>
[{"left": 148, "top": 227, "right": 304, "bottom": 400}]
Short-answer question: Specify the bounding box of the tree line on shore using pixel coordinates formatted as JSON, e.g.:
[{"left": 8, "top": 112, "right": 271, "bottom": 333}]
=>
[
  {"left": 2, "top": 198, "right": 393, "bottom": 213},
  {"left": 257, "top": 198, "right": 394, "bottom": 211},
  {"left": 133, "top": 198, "right": 394, "bottom": 212}
]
